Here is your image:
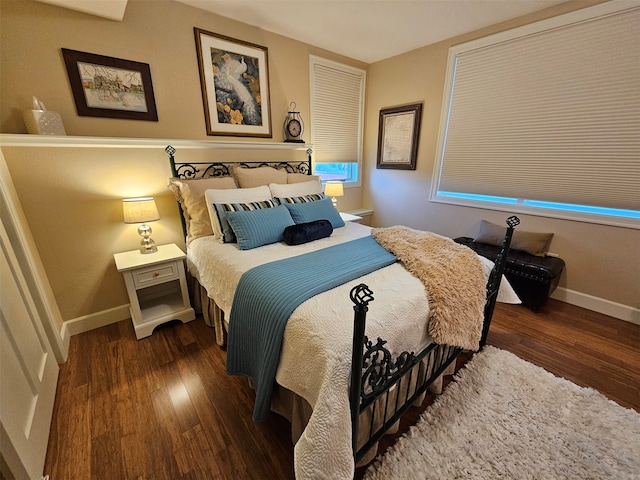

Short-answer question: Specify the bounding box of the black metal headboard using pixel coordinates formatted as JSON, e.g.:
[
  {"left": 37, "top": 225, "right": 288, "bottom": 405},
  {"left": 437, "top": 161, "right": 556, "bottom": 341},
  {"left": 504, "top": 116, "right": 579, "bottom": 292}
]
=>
[
  {"left": 165, "top": 145, "right": 313, "bottom": 180},
  {"left": 165, "top": 144, "right": 314, "bottom": 238}
]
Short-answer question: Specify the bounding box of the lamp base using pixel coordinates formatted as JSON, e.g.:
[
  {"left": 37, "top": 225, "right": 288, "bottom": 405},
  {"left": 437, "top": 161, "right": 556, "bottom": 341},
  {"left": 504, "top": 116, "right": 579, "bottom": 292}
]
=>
[
  {"left": 139, "top": 238, "right": 158, "bottom": 254},
  {"left": 138, "top": 223, "right": 158, "bottom": 254}
]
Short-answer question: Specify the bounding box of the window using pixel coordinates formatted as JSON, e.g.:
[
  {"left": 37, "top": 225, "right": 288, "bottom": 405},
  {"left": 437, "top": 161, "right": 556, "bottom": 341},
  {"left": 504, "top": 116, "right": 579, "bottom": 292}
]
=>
[
  {"left": 309, "top": 55, "right": 366, "bottom": 185},
  {"left": 432, "top": 2, "right": 640, "bottom": 229}
]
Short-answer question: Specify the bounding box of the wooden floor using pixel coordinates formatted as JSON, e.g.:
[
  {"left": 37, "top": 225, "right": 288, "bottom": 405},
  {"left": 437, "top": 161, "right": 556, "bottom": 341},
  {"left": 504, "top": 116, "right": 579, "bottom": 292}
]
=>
[{"left": 44, "top": 299, "right": 640, "bottom": 480}]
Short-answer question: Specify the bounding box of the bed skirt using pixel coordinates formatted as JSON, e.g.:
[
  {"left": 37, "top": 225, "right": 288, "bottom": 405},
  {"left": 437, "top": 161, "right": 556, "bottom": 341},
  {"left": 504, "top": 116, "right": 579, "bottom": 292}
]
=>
[
  {"left": 187, "top": 272, "right": 456, "bottom": 466},
  {"left": 188, "top": 271, "right": 226, "bottom": 346}
]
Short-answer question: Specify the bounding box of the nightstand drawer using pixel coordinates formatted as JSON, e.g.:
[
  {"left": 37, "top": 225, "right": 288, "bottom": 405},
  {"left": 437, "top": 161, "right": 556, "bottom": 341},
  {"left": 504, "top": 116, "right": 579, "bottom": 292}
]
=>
[{"left": 133, "top": 262, "right": 179, "bottom": 288}]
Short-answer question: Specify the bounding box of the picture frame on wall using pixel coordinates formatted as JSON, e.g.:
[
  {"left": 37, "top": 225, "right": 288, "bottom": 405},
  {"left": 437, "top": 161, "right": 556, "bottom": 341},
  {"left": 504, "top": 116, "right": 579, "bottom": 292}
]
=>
[
  {"left": 376, "top": 103, "right": 423, "bottom": 170},
  {"left": 194, "top": 27, "right": 272, "bottom": 138},
  {"left": 61, "top": 48, "right": 158, "bottom": 121}
]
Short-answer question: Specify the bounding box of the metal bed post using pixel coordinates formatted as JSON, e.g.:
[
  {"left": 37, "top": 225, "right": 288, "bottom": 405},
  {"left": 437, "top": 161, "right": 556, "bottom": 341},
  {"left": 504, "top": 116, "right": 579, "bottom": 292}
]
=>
[
  {"left": 165, "top": 144, "right": 178, "bottom": 177},
  {"left": 480, "top": 215, "right": 520, "bottom": 347},
  {"left": 349, "top": 284, "right": 374, "bottom": 454},
  {"left": 306, "top": 147, "right": 313, "bottom": 175},
  {"left": 165, "top": 145, "right": 188, "bottom": 238}
]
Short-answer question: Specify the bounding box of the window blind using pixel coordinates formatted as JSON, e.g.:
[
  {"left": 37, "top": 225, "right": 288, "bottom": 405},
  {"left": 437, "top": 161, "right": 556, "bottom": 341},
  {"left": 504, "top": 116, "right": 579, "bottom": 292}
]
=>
[
  {"left": 434, "top": 3, "right": 640, "bottom": 219},
  {"left": 310, "top": 56, "right": 365, "bottom": 163}
]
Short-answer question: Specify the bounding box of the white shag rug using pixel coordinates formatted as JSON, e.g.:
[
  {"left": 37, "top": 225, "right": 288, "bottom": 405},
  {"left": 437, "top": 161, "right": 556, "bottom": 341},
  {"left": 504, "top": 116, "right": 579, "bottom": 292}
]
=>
[{"left": 364, "top": 346, "right": 640, "bottom": 480}]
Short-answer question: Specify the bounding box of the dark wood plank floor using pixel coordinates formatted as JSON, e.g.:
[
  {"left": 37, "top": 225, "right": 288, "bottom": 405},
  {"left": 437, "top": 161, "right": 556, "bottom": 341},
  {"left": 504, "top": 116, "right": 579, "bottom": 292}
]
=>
[{"left": 44, "top": 299, "right": 640, "bottom": 479}]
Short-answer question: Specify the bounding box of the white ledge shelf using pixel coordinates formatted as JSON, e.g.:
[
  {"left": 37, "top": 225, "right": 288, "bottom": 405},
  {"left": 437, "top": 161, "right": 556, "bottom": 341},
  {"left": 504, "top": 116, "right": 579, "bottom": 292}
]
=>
[{"left": 0, "top": 134, "right": 313, "bottom": 150}]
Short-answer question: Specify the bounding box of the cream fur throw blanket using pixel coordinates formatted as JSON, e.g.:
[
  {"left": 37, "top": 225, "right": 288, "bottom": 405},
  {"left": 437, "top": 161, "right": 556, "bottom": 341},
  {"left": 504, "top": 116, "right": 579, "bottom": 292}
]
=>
[{"left": 372, "top": 226, "right": 486, "bottom": 351}]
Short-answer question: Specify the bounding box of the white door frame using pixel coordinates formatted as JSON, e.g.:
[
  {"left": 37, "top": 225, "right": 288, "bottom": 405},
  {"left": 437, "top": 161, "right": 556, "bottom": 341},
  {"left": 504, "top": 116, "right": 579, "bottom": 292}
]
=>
[{"left": 0, "top": 149, "right": 68, "bottom": 362}]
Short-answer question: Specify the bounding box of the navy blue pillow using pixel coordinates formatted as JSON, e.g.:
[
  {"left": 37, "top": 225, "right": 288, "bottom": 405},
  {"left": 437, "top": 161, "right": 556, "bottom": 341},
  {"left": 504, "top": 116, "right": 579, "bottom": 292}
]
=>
[
  {"left": 284, "top": 197, "right": 345, "bottom": 228},
  {"left": 283, "top": 220, "right": 333, "bottom": 245}
]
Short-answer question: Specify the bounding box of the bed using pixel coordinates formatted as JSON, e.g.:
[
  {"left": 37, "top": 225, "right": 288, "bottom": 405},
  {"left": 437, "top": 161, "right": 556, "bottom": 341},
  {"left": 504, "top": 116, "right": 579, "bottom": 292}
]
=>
[{"left": 165, "top": 145, "right": 521, "bottom": 480}]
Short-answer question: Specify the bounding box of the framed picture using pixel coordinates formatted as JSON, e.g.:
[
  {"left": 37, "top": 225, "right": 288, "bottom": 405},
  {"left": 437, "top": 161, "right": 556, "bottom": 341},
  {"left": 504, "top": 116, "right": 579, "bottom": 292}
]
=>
[
  {"left": 61, "top": 48, "right": 158, "bottom": 121},
  {"left": 376, "top": 103, "right": 423, "bottom": 170},
  {"left": 194, "top": 28, "right": 272, "bottom": 138}
]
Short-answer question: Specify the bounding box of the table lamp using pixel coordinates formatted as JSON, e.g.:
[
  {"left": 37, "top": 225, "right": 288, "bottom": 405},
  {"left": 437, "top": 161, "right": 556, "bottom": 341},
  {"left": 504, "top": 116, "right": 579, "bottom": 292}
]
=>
[
  {"left": 324, "top": 181, "right": 344, "bottom": 209},
  {"left": 123, "top": 197, "right": 160, "bottom": 254}
]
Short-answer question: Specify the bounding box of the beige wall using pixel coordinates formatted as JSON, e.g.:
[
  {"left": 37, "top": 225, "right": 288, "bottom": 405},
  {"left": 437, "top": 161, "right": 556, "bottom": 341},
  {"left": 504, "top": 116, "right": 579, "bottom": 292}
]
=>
[
  {"left": 1, "top": 0, "right": 637, "bottom": 326},
  {"left": 0, "top": 0, "right": 368, "bottom": 141},
  {"left": 362, "top": 0, "right": 639, "bottom": 309},
  {"left": 0, "top": 0, "right": 366, "bottom": 322}
]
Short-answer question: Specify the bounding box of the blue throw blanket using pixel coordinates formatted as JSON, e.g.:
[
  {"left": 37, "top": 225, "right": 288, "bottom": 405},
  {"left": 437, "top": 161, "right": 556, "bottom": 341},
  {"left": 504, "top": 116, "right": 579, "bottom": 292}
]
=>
[{"left": 226, "top": 235, "right": 397, "bottom": 421}]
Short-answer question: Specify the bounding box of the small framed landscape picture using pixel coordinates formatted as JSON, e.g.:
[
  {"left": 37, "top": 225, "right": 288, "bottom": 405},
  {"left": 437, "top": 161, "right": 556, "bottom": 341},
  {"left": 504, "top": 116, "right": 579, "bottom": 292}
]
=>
[
  {"left": 376, "top": 103, "right": 423, "bottom": 170},
  {"left": 194, "top": 27, "right": 272, "bottom": 138},
  {"left": 61, "top": 48, "right": 158, "bottom": 121}
]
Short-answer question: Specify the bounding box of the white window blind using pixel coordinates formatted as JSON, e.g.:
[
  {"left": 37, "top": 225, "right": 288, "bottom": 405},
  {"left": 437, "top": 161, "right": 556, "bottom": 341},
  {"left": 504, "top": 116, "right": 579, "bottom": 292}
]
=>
[
  {"left": 310, "top": 56, "right": 365, "bottom": 164},
  {"left": 433, "top": 2, "right": 640, "bottom": 227}
]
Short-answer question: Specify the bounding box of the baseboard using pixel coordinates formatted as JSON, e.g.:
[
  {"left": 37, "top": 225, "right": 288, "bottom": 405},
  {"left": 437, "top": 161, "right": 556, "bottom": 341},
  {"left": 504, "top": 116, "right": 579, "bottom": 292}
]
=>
[
  {"left": 63, "top": 304, "right": 131, "bottom": 336},
  {"left": 62, "top": 290, "right": 639, "bottom": 336},
  {"left": 551, "top": 287, "right": 639, "bottom": 325},
  {"left": 58, "top": 324, "right": 71, "bottom": 362}
]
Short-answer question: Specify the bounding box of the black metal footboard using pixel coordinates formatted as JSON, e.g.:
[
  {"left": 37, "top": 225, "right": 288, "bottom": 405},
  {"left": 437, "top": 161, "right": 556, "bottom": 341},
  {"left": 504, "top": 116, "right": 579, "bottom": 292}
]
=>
[{"left": 349, "top": 216, "right": 520, "bottom": 462}]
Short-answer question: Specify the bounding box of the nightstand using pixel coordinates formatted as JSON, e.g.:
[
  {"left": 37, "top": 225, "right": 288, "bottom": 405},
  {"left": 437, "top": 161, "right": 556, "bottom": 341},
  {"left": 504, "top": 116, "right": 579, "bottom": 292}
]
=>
[
  {"left": 340, "top": 212, "right": 363, "bottom": 223},
  {"left": 114, "top": 243, "right": 195, "bottom": 339}
]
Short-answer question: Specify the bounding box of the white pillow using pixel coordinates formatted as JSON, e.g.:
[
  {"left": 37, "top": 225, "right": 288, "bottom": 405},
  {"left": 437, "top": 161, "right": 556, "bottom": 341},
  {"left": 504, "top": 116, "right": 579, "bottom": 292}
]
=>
[
  {"left": 269, "top": 179, "right": 323, "bottom": 198},
  {"left": 205, "top": 185, "right": 272, "bottom": 242}
]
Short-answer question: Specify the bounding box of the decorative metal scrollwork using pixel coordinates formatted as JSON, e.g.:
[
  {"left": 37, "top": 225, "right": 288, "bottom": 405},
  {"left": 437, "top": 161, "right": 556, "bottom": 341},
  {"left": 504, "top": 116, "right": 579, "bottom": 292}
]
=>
[
  {"left": 166, "top": 144, "right": 312, "bottom": 180},
  {"left": 274, "top": 162, "right": 295, "bottom": 173},
  {"left": 201, "top": 164, "right": 231, "bottom": 177},
  {"left": 173, "top": 161, "right": 310, "bottom": 179},
  {"left": 175, "top": 164, "right": 199, "bottom": 179},
  {"left": 361, "top": 336, "right": 415, "bottom": 401},
  {"left": 236, "top": 161, "right": 305, "bottom": 173}
]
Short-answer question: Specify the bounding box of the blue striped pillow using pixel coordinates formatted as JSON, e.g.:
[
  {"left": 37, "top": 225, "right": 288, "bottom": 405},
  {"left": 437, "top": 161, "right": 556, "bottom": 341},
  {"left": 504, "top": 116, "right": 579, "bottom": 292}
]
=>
[
  {"left": 284, "top": 197, "right": 345, "bottom": 228},
  {"left": 213, "top": 199, "right": 276, "bottom": 243},
  {"left": 225, "top": 205, "right": 295, "bottom": 250}
]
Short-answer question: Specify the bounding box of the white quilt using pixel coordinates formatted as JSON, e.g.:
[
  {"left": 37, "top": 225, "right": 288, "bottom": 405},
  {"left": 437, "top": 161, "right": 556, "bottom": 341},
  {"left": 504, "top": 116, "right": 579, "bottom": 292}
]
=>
[{"left": 188, "top": 222, "right": 520, "bottom": 480}]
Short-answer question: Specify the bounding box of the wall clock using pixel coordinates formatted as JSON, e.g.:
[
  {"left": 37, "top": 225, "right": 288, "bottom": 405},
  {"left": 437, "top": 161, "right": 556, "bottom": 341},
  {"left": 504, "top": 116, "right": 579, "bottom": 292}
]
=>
[{"left": 284, "top": 102, "right": 305, "bottom": 143}]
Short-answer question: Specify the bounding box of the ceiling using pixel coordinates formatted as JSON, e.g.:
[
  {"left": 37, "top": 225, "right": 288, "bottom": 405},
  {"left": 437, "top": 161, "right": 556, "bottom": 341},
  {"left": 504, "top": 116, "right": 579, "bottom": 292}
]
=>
[
  {"left": 37, "top": 0, "right": 568, "bottom": 63},
  {"left": 36, "top": 0, "right": 129, "bottom": 21}
]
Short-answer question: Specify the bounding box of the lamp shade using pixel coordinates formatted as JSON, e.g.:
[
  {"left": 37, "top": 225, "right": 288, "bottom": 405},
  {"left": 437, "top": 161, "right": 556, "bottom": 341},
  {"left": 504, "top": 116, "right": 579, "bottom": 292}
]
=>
[
  {"left": 123, "top": 197, "right": 160, "bottom": 224},
  {"left": 324, "top": 182, "right": 344, "bottom": 198}
]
